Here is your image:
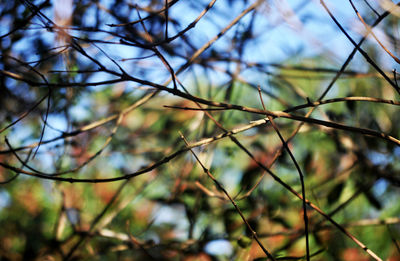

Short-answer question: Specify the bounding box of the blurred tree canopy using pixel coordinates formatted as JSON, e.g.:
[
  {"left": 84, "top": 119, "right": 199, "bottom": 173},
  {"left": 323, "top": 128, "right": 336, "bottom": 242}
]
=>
[{"left": 1, "top": 0, "right": 400, "bottom": 260}]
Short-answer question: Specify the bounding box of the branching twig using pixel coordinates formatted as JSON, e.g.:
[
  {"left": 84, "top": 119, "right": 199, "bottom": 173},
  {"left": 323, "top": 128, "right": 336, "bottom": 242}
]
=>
[{"left": 180, "top": 132, "right": 276, "bottom": 260}]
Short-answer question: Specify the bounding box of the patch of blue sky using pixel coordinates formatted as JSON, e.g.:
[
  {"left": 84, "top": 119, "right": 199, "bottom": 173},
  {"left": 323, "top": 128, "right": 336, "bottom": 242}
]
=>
[
  {"left": 43, "top": 114, "right": 68, "bottom": 138},
  {"left": 165, "top": 0, "right": 365, "bottom": 99},
  {"left": 79, "top": 5, "right": 97, "bottom": 28},
  {"left": 81, "top": 0, "right": 363, "bottom": 94},
  {"left": 66, "top": 207, "right": 80, "bottom": 225},
  {"left": 69, "top": 93, "right": 92, "bottom": 122},
  {"left": 7, "top": 125, "right": 34, "bottom": 146},
  {"left": 37, "top": 153, "right": 56, "bottom": 172},
  {"left": 220, "top": 168, "right": 242, "bottom": 192},
  {"left": 204, "top": 239, "right": 234, "bottom": 256},
  {"left": 119, "top": 154, "right": 152, "bottom": 173},
  {"left": 21, "top": 117, "right": 66, "bottom": 167},
  {"left": 0, "top": 190, "right": 11, "bottom": 211},
  {"left": 265, "top": 3, "right": 354, "bottom": 62},
  {"left": 241, "top": 126, "right": 259, "bottom": 137},
  {"left": 10, "top": 28, "right": 54, "bottom": 61},
  {"left": 394, "top": 147, "right": 400, "bottom": 158},
  {"left": 108, "top": 152, "right": 126, "bottom": 170},
  {"left": 152, "top": 203, "right": 190, "bottom": 240},
  {"left": 373, "top": 178, "right": 388, "bottom": 197},
  {"left": 0, "top": 15, "right": 11, "bottom": 36},
  {"left": 367, "top": 151, "right": 391, "bottom": 166},
  {"left": 5, "top": 114, "right": 68, "bottom": 172}
]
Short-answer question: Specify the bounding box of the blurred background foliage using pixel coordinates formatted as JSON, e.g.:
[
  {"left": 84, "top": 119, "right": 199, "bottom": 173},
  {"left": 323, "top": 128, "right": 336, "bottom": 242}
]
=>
[{"left": 0, "top": 0, "right": 400, "bottom": 260}]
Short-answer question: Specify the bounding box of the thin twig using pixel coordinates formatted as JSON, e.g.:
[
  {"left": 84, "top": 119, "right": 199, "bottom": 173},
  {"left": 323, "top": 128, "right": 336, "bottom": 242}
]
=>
[
  {"left": 349, "top": 0, "right": 400, "bottom": 64},
  {"left": 179, "top": 132, "right": 276, "bottom": 260},
  {"left": 320, "top": 0, "right": 400, "bottom": 94},
  {"left": 257, "top": 87, "right": 310, "bottom": 261}
]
